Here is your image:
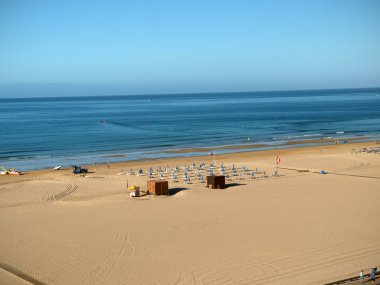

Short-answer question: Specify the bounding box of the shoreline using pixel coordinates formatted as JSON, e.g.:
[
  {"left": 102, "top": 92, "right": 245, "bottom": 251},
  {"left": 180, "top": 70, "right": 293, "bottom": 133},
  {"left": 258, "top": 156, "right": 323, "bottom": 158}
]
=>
[
  {"left": 2, "top": 135, "right": 378, "bottom": 173},
  {"left": 2, "top": 139, "right": 378, "bottom": 185}
]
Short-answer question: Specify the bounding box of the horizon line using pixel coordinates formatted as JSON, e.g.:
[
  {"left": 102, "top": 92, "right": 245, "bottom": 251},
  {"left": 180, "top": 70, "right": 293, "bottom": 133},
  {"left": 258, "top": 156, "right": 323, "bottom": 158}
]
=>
[{"left": 0, "top": 86, "right": 379, "bottom": 100}]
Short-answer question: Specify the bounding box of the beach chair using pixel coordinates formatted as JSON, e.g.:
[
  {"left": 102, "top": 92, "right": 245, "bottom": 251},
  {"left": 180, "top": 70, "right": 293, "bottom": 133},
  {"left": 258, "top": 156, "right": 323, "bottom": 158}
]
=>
[
  {"left": 137, "top": 168, "right": 144, "bottom": 176},
  {"left": 147, "top": 171, "right": 154, "bottom": 179},
  {"left": 129, "top": 168, "right": 134, "bottom": 175},
  {"left": 170, "top": 174, "right": 178, "bottom": 183},
  {"left": 226, "top": 173, "right": 233, "bottom": 181},
  {"left": 184, "top": 177, "right": 192, "bottom": 184}
]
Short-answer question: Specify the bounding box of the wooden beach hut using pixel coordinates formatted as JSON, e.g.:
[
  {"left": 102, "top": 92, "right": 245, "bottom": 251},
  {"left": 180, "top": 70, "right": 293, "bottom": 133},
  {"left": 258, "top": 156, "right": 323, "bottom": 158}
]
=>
[
  {"left": 147, "top": 180, "right": 169, "bottom": 195},
  {"left": 207, "top": 175, "right": 225, "bottom": 189}
]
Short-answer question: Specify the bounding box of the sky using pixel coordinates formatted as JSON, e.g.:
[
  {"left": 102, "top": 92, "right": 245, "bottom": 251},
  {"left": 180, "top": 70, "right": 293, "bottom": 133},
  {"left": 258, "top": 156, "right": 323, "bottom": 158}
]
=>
[{"left": 1, "top": 0, "right": 380, "bottom": 98}]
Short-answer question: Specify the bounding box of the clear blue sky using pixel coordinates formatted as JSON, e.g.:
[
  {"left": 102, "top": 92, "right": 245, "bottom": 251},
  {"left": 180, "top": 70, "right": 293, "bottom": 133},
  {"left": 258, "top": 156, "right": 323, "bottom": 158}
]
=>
[{"left": 1, "top": 0, "right": 380, "bottom": 97}]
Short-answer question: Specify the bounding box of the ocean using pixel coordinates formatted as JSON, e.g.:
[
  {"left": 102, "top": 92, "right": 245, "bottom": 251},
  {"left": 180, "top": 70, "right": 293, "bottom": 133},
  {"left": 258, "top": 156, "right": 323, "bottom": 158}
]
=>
[{"left": 1, "top": 88, "right": 380, "bottom": 170}]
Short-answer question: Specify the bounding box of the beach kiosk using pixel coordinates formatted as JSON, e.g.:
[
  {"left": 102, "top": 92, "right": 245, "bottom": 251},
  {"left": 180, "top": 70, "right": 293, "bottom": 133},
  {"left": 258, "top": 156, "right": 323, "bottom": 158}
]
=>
[
  {"left": 147, "top": 180, "right": 169, "bottom": 195},
  {"left": 207, "top": 175, "right": 225, "bottom": 189}
]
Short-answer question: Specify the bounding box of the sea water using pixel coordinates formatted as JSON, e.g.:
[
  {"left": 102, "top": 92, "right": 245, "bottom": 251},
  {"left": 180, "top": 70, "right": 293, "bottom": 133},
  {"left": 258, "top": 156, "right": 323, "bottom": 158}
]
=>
[{"left": 1, "top": 88, "right": 380, "bottom": 170}]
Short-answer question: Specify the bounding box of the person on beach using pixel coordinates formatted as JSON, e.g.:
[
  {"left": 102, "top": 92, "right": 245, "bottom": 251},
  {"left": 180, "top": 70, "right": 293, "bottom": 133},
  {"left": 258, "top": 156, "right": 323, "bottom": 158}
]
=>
[
  {"left": 370, "top": 269, "right": 375, "bottom": 285},
  {"left": 360, "top": 269, "right": 364, "bottom": 283}
]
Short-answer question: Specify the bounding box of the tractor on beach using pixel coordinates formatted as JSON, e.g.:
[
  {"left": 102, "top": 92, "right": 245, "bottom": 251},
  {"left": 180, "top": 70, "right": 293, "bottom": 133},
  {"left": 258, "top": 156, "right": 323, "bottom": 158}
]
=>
[{"left": 72, "top": 165, "right": 88, "bottom": 174}]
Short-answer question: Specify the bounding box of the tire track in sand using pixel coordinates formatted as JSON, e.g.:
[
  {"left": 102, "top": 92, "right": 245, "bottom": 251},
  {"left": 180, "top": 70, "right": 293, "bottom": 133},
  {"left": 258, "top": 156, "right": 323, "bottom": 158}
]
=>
[
  {"left": 91, "top": 223, "right": 137, "bottom": 283},
  {"left": 173, "top": 243, "right": 380, "bottom": 285},
  {"left": 230, "top": 245, "right": 380, "bottom": 285},
  {"left": 0, "top": 260, "right": 46, "bottom": 285},
  {"left": 174, "top": 271, "right": 205, "bottom": 285},
  {"left": 46, "top": 184, "right": 78, "bottom": 201}
]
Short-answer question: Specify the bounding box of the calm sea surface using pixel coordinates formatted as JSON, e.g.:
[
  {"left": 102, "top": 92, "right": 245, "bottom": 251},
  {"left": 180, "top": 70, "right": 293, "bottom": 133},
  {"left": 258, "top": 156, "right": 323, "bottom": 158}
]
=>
[{"left": 1, "top": 88, "right": 380, "bottom": 170}]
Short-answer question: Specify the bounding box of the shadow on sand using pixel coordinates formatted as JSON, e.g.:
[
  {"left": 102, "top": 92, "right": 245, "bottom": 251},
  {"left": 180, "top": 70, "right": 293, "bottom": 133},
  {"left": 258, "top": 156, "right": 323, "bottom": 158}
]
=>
[
  {"left": 168, "top": 187, "right": 189, "bottom": 195},
  {"left": 225, "top": 183, "right": 246, "bottom": 189}
]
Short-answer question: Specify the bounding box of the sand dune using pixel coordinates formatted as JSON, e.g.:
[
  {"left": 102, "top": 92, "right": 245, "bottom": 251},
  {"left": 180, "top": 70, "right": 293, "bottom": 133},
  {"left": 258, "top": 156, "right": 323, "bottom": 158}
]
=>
[{"left": 0, "top": 142, "right": 379, "bottom": 284}]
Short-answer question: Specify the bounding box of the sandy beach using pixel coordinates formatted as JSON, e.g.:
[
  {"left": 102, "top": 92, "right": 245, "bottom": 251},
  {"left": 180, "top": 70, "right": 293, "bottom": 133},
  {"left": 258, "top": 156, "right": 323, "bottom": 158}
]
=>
[{"left": 1, "top": 141, "right": 379, "bottom": 285}]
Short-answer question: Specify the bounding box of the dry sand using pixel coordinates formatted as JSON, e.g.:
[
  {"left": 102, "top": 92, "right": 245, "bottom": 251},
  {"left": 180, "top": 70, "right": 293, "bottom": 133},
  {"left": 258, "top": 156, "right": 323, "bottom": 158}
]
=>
[{"left": 0, "top": 142, "right": 379, "bottom": 285}]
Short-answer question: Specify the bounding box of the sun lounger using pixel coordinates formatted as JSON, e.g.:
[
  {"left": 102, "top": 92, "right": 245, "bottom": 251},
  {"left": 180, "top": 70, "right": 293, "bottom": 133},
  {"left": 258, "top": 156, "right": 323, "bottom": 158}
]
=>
[
  {"left": 184, "top": 177, "right": 192, "bottom": 184},
  {"left": 198, "top": 175, "right": 205, "bottom": 183},
  {"left": 226, "top": 174, "right": 233, "bottom": 181}
]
